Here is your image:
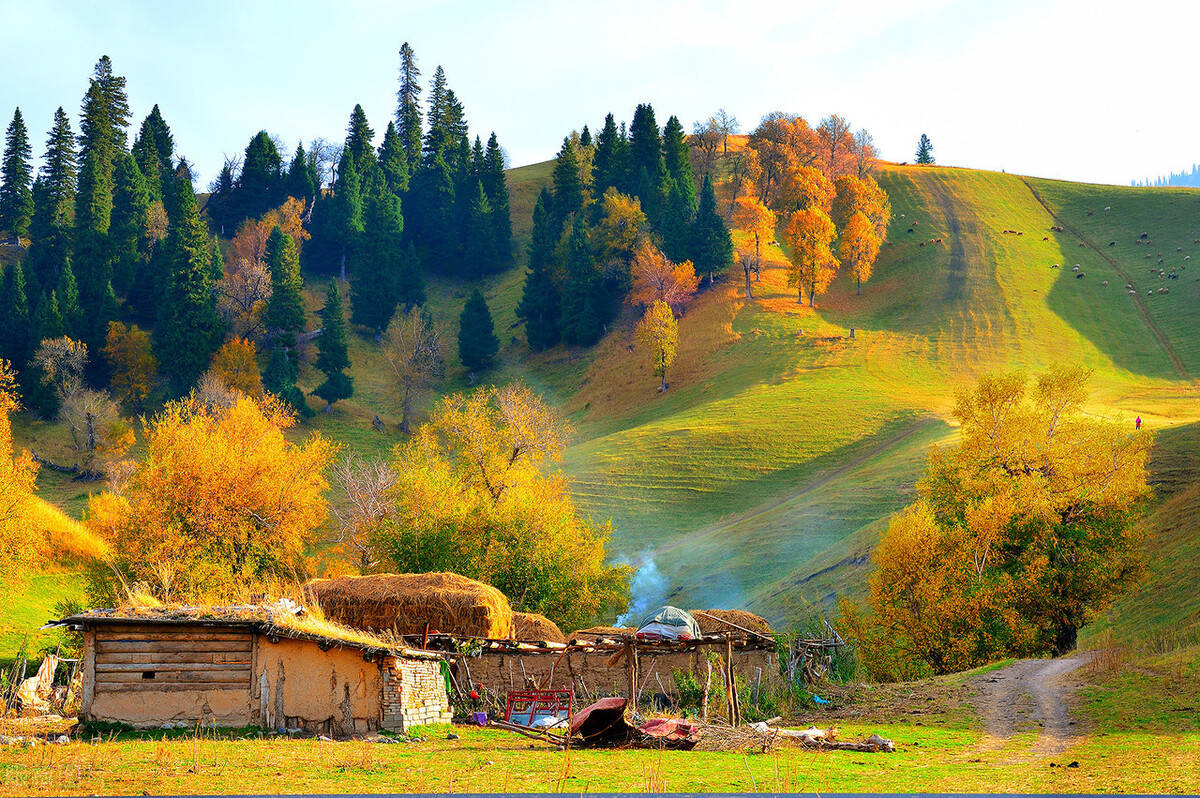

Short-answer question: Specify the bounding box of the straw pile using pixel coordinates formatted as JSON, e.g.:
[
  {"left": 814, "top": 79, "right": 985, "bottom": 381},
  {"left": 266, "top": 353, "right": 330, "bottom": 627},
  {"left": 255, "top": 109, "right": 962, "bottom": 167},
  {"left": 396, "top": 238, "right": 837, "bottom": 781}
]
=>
[
  {"left": 691, "top": 609, "right": 774, "bottom": 637},
  {"left": 304, "top": 572, "right": 514, "bottom": 639},
  {"left": 568, "top": 625, "right": 634, "bottom": 641},
  {"left": 512, "top": 612, "right": 566, "bottom": 643}
]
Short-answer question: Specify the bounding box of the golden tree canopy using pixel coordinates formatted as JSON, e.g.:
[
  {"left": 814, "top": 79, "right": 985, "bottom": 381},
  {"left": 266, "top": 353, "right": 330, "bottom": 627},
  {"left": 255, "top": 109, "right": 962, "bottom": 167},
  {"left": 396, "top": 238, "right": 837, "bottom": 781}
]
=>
[
  {"left": 783, "top": 207, "right": 839, "bottom": 305},
  {"left": 629, "top": 240, "right": 699, "bottom": 313}
]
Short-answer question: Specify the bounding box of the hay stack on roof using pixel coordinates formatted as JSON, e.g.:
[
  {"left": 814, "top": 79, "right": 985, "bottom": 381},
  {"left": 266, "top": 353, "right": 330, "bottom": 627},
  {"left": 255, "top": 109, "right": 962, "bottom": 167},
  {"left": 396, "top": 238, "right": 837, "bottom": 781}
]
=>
[
  {"left": 568, "top": 625, "right": 634, "bottom": 642},
  {"left": 691, "top": 609, "right": 774, "bottom": 638},
  {"left": 305, "top": 572, "right": 513, "bottom": 639},
  {"left": 513, "top": 612, "right": 565, "bottom": 644}
]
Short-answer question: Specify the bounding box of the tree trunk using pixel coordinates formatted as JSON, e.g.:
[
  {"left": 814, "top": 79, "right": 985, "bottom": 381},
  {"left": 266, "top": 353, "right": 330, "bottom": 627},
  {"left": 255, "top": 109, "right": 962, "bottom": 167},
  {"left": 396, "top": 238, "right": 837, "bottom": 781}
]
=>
[
  {"left": 809, "top": 283, "right": 816, "bottom": 307},
  {"left": 339, "top": 248, "right": 347, "bottom": 282},
  {"left": 797, "top": 286, "right": 803, "bottom": 304},
  {"left": 659, "top": 350, "right": 667, "bottom": 391},
  {"left": 744, "top": 262, "right": 753, "bottom": 299},
  {"left": 857, "top": 275, "right": 862, "bottom": 296}
]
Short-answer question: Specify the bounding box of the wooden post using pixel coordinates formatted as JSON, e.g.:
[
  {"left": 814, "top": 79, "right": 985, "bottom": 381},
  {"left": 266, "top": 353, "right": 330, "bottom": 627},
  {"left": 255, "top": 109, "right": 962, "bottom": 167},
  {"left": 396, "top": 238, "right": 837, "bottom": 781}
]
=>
[
  {"left": 701, "top": 660, "right": 712, "bottom": 722},
  {"left": 724, "top": 638, "right": 740, "bottom": 726},
  {"left": 80, "top": 628, "right": 95, "bottom": 720}
]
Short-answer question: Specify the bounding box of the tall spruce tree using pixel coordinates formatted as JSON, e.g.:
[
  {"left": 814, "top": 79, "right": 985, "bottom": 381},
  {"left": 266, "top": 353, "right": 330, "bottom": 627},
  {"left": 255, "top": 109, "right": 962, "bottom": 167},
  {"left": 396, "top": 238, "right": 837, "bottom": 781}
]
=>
[
  {"left": 0, "top": 109, "right": 34, "bottom": 237},
  {"left": 660, "top": 177, "right": 694, "bottom": 262},
  {"left": 915, "top": 133, "right": 934, "bottom": 165},
  {"left": 351, "top": 162, "right": 409, "bottom": 331},
  {"left": 690, "top": 174, "right": 734, "bottom": 284},
  {"left": 559, "top": 215, "right": 604, "bottom": 346},
  {"left": 110, "top": 151, "right": 149, "bottom": 294},
  {"left": 25, "top": 108, "right": 78, "bottom": 296},
  {"left": 482, "top": 132, "right": 512, "bottom": 269},
  {"left": 56, "top": 259, "right": 83, "bottom": 339},
  {"left": 662, "top": 115, "right": 696, "bottom": 210},
  {"left": 238, "top": 130, "right": 283, "bottom": 222},
  {"left": 458, "top": 288, "right": 499, "bottom": 371},
  {"left": 592, "top": 113, "right": 626, "bottom": 197},
  {"left": 263, "top": 226, "right": 305, "bottom": 338},
  {"left": 408, "top": 150, "right": 455, "bottom": 272},
  {"left": 36, "top": 290, "right": 65, "bottom": 341},
  {"left": 396, "top": 42, "right": 423, "bottom": 175},
  {"left": 551, "top": 136, "right": 584, "bottom": 225},
  {"left": 91, "top": 56, "right": 131, "bottom": 150},
  {"left": 286, "top": 142, "right": 316, "bottom": 201},
  {"left": 131, "top": 104, "right": 174, "bottom": 204},
  {"left": 313, "top": 280, "right": 353, "bottom": 409},
  {"left": 377, "top": 121, "right": 410, "bottom": 196},
  {"left": 463, "top": 180, "right": 496, "bottom": 278},
  {"left": 344, "top": 105, "right": 376, "bottom": 175},
  {"left": 158, "top": 174, "right": 223, "bottom": 394},
  {"left": 629, "top": 104, "right": 664, "bottom": 185},
  {"left": 516, "top": 189, "right": 561, "bottom": 350},
  {"left": 329, "top": 147, "right": 363, "bottom": 281},
  {"left": 75, "top": 80, "right": 118, "bottom": 311},
  {"left": 0, "top": 263, "right": 31, "bottom": 368}
]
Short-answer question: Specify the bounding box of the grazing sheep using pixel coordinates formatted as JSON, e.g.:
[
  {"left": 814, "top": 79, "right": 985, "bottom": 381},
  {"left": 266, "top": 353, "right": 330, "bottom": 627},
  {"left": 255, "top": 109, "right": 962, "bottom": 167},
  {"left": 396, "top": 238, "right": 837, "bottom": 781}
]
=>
[
  {"left": 1088, "top": 210, "right": 1094, "bottom": 215},
  {"left": 935, "top": 238, "right": 943, "bottom": 244},
  {"left": 1043, "top": 236, "right": 1050, "bottom": 241},
  {"left": 1158, "top": 287, "right": 1170, "bottom": 294},
  {"left": 907, "top": 228, "right": 914, "bottom": 233},
  {"left": 1072, "top": 264, "right": 1080, "bottom": 271},
  {"left": 1109, "top": 241, "right": 1116, "bottom": 247},
  {"left": 1141, "top": 233, "right": 1149, "bottom": 239},
  {"left": 1104, "top": 206, "right": 1112, "bottom": 211},
  {"left": 1129, "top": 289, "right": 1137, "bottom": 295},
  {"left": 1159, "top": 258, "right": 1164, "bottom": 264},
  {"left": 1076, "top": 272, "right": 1086, "bottom": 279},
  {"left": 1186, "top": 256, "right": 1191, "bottom": 261},
  {"left": 1125, "top": 284, "right": 1134, "bottom": 290},
  {"left": 1178, "top": 247, "right": 1184, "bottom": 252},
  {"left": 920, "top": 241, "right": 925, "bottom": 246},
  {"left": 1146, "top": 254, "right": 1152, "bottom": 259},
  {"left": 1194, "top": 238, "right": 1199, "bottom": 244},
  {"left": 1051, "top": 263, "right": 1060, "bottom": 268},
  {"left": 1079, "top": 242, "right": 1086, "bottom": 247},
  {"left": 1102, "top": 280, "right": 1109, "bottom": 286}
]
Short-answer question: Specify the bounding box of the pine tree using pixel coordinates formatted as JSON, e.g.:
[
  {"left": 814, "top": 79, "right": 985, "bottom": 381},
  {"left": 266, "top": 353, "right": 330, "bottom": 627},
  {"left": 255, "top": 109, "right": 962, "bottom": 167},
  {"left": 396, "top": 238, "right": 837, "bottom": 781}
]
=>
[
  {"left": 238, "top": 130, "right": 283, "bottom": 221},
  {"left": 263, "top": 343, "right": 312, "bottom": 417},
  {"left": 517, "top": 190, "right": 561, "bottom": 350},
  {"left": 91, "top": 56, "right": 131, "bottom": 150},
  {"left": 110, "top": 151, "right": 149, "bottom": 294},
  {"left": 458, "top": 288, "right": 499, "bottom": 371},
  {"left": 377, "top": 121, "right": 410, "bottom": 195},
  {"left": 286, "top": 142, "right": 316, "bottom": 201},
  {"left": 579, "top": 125, "right": 592, "bottom": 148},
  {"left": 690, "top": 174, "right": 734, "bottom": 284},
  {"left": 551, "top": 136, "right": 584, "bottom": 225},
  {"left": 208, "top": 236, "right": 224, "bottom": 282},
  {"left": 463, "top": 180, "right": 497, "bottom": 278},
  {"left": 75, "top": 81, "right": 119, "bottom": 311},
  {"left": 345, "top": 104, "right": 376, "bottom": 175},
  {"left": 158, "top": 174, "right": 223, "bottom": 394},
  {"left": 396, "top": 42, "right": 423, "bottom": 175},
  {"left": 482, "top": 132, "right": 512, "bottom": 269},
  {"left": 661, "top": 115, "right": 696, "bottom": 211},
  {"left": 915, "top": 133, "right": 934, "bottom": 165},
  {"left": 313, "top": 280, "right": 353, "bottom": 408},
  {"left": 36, "top": 290, "right": 65, "bottom": 340},
  {"left": 351, "top": 162, "right": 407, "bottom": 330},
  {"left": 94, "top": 281, "right": 119, "bottom": 352},
  {"left": 423, "top": 66, "right": 451, "bottom": 159},
  {"left": 592, "top": 113, "right": 626, "bottom": 197},
  {"left": 408, "top": 151, "right": 455, "bottom": 272},
  {"left": 25, "top": 108, "right": 77, "bottom": 296},
  {"left": 0, "top": 109, "right": 34, "bottom": 237},
  {"left": 56, "top": 259, "right": 83, "bottom": 338},
  {"left": 0, "top": 263, "right": 31, "bottom": 368},
  {"left": 131, "top": 104, "right": 174, "bottom": 204},
  {"left": 264, "top": 226, "right": 305, "bottom": 337},
  {"left": 629, "top": 103, "right": 665, "bottom": 214},
  {"left": 559, "top": 215, "right": 603, "bottom": 346},
  {"left": 660, "top": 178, "right": 694, "bottom": 262},
  {"left": 329, "top": 147, "right": 363, "bottom": 280}
]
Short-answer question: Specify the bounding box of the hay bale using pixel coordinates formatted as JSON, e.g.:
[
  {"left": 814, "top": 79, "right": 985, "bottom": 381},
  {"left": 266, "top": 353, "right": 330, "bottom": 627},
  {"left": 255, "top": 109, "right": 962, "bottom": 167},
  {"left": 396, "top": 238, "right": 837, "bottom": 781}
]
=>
[
  {"left": 568, "top": 625, "right": 634, "bottom": 641},
  {"left": 305, "top": 572, "right": 513, "bottom": 639},
  {"left": 513, "top": 612, "right": 565, "bottom": 644},
  {"left": 690, "top": 609, "right": 774, "bottom": 637}
]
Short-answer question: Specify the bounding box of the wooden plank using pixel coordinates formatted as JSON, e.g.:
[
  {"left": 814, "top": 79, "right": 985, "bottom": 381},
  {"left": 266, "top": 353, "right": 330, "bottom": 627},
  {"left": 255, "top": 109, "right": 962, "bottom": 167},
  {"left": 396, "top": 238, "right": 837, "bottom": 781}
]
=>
[
  {"left": 96, "top": 662, "right": 252, "bottom": 673},
  {"left": 97, "top": 651, "right": 252, "bottom": 665},
  {"left": 96, "top": 640, "right": 252, "bottom": 654},
  {"left": 97, "top": 668, "right": 250, "bottom": 683},
  {"left": 81, "top": 628, "right": 95, "bottom": 718},
  {"left": 96, "top": 630, "right": 251, "bottom": 642},
  {"left": 97, "top": 676, "right": 249, "bottom": 691}
]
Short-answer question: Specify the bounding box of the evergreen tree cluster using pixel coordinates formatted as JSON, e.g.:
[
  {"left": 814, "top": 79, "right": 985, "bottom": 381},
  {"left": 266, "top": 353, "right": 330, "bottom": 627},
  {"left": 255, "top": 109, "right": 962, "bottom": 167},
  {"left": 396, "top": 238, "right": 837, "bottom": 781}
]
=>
[{"left": 517, "top": 103, "right": 732, "bottom": 350}]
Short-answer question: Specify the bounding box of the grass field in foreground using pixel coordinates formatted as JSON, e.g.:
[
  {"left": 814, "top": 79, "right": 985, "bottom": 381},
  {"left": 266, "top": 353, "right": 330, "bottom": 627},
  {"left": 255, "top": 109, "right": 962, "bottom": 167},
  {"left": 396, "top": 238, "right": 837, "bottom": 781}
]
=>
[{"left": 2, "top": 647, "right": 1197, "bottom": 795}]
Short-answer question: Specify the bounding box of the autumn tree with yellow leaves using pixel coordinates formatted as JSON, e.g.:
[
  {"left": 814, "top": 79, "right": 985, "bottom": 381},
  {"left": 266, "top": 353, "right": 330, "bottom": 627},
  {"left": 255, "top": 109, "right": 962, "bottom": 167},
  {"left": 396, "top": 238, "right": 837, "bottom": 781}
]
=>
[
  {"left": 0, "top": 361, "right": 39, "bottom": 588},
  {"left": 731, "top": 196, "right": 776, "bottom": 297},
  {"left": 783, "top": 207, "right": 839, "bottom": 306},
  {"left": 86, "top": 394, "right": 334, "bottom": 603},
  {"left": 843, "top": 367, "right": 1152, "bottom": 678},
  {"left": 103, "top": 322, "right": 159, "bottom": 413},
  {"left": 629, "top": 240, "right": 698, "bottom": 313},
  {"left": 635, "top": 300, "right": 679, "bottom": 393},
  {"left": 377, "top": 383, "right": 630, "bottom": 629},
  {"left": 839, "top": 211, "right": 882, "bottom": 295}
]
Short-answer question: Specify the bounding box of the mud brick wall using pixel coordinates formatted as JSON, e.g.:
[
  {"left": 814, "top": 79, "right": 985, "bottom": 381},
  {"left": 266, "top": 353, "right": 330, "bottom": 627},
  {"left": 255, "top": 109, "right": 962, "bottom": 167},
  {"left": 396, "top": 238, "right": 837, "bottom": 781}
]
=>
[{"left": 381, "top": 657, "right": 451, "bottom": 731}]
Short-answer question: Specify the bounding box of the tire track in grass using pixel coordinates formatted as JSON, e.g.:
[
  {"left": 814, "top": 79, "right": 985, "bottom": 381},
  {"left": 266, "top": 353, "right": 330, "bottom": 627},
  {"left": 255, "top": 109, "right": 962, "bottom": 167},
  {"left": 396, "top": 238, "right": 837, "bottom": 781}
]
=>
[{"left": 1021, "top": 178, "right": 1192, "bottom": 382}]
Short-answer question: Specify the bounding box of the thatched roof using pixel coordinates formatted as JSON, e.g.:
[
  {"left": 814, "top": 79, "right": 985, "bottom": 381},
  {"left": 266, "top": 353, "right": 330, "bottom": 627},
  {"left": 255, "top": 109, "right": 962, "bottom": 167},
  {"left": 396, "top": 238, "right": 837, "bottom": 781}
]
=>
[
  {"left": 690, "top": 609, "right": 774, "bottom": 638},
  {"left": 304, "top": 572, "right": 514, "bottom": 640},
  {"left": 513, "top": 612, "right": 565, "bottom": 644},
  {"left": 49, "top": 602, "right": 439, "bottom": 659}
]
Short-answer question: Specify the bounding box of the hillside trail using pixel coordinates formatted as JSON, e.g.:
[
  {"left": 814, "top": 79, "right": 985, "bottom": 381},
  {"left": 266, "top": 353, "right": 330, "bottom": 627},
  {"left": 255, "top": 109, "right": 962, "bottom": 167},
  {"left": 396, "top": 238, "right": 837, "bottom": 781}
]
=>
[
  {"left": 1020, "top": 178, "right": 1192, "bottom": 382},
  {"left": 652, "top": 417, "right": 941, "bottom": 558},
  {"left": 969, "top": 655, "right": 1090, "bottom": 755}
]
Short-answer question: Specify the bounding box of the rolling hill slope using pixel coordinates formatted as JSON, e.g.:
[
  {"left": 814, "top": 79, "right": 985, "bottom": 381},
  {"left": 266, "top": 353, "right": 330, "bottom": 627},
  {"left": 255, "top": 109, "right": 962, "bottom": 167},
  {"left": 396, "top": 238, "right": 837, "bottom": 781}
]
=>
[{"left": 12, "top": 158, "right": 1200, "bottom": 644}]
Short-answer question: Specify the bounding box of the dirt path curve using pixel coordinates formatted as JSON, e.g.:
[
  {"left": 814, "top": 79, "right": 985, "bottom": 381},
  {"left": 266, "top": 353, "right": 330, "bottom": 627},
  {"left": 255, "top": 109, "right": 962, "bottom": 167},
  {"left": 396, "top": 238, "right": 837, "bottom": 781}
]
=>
[
  {"left": 969, "top": 656, "right": 1088, "bottom": 754},
  {"left": 1020, "top": 178, "right": 1192, "bottom": 382}
]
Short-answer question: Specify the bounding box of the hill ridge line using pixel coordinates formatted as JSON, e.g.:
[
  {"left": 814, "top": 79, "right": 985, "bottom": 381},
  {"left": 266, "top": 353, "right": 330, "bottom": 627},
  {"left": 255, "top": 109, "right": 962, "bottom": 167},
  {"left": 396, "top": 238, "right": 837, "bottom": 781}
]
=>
[{"left": 1020, "top": 177, "right": 1192, "bottom": 382}]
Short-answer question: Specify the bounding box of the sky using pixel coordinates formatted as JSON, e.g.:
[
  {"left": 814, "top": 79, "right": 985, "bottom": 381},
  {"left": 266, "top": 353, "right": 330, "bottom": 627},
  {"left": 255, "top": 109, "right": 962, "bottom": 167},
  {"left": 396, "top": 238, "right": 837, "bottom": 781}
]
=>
[{"left": 1, "top": 0, "right": 1196, "bottom": 188}]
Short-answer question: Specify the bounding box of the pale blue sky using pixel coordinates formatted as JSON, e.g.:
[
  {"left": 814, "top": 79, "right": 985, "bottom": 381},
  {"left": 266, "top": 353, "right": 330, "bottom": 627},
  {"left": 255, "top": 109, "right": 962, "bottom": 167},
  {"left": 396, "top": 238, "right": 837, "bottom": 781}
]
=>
[{"left": 1, "top": 0, "right": 1194, "bottom": 187}]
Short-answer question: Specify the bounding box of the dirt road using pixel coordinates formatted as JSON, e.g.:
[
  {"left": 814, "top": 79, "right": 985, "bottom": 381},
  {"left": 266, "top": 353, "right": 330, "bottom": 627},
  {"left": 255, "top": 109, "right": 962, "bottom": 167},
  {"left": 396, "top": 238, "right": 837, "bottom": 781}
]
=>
[{"left": 969, "top": 657, "right": 1088, "bottom": 754}]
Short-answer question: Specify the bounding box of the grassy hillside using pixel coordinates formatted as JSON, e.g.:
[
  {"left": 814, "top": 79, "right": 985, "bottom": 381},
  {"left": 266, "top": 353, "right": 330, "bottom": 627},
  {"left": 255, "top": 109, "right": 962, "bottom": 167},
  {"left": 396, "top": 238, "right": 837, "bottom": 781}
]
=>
[{"left": 10, "top": 157, "right": 1200, "bottom": 645}]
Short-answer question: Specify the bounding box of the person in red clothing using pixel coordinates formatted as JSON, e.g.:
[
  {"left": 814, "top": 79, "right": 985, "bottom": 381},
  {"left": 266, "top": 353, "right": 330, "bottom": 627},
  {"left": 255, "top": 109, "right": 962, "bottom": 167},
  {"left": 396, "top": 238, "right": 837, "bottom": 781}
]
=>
[{"left": 1135, "top": 416, "right": 1142, "bottom": 430}]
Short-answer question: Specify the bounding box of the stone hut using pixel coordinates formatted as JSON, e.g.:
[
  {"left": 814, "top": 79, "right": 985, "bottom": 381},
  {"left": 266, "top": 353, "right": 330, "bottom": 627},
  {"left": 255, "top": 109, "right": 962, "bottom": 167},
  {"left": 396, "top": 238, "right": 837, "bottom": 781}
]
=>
[{"left": 51, "top": 606, "right": 451, "bottom": 735}]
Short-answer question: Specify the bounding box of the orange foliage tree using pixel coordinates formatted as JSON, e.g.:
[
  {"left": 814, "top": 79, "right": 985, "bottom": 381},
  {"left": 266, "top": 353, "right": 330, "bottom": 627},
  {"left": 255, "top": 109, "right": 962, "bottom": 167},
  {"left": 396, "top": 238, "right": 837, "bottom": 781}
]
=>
[
  {"left": 103, "top": 322, "right": 158, "bottom": 413},
  {"left": 783, "top": 208, "right": 839, "bottom": 306},
  {"left": 839, "top": 211, "right": 882, "bottom": 295},
  {"left": 629, "top": 240, "right": 698, "bottom": 313},
  {"left": 207, "top": 338, "right": 264, "bottom": 398},
  {"left": 86, "top": 394, "right": 334, "bottom": 602},
  {"left": 779, "top": 165, "right": 834, "bottom": 214},
  {"left": 832, "top": 175, "right": 891, "bottom": 238},
  {"left": 731, "top": 195, "right": 777, "bottom": 297}
]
